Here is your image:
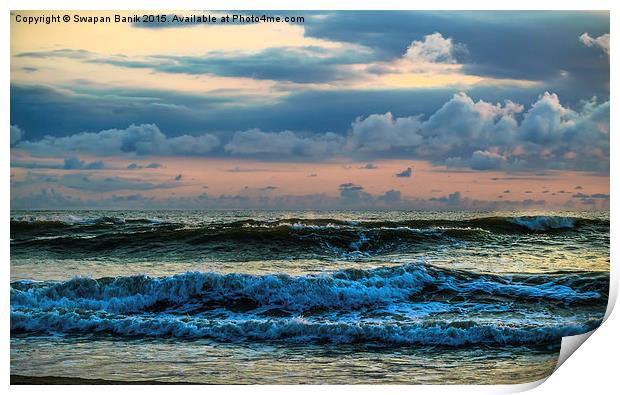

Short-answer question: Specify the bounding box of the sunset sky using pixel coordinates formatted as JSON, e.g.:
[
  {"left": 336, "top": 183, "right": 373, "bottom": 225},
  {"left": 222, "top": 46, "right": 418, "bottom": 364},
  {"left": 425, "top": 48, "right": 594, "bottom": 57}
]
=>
[{"left": 10, "top": 10, "right": 610, "bottom": 210}]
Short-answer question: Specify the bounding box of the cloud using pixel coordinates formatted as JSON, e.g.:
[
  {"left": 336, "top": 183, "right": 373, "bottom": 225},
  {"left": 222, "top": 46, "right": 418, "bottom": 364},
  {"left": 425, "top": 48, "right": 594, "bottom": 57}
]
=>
[
  {"left": 301, "top": 11, "right": 609, "bottom": 96},
  {"left": 347, "top": 112, "right": 423, "bottom": 152},
  {"left": 571, "top": 191, "right": 610, "bottom": 207},
  {"left": 128, "top": 162, "right": 163, "bottom": 169},
  {"left": 349, "top": 92, "right": 608, "bottom": 171},
  {"left": 12, "top": 183, "right": 602, "bottom": 211},
  {"left": 12, "top": 91, "right": 609, "bottom": 172},
  {"left": 17, "top": 124, "right": 219, "bottom": 157},
  {"left": 10, "top": 125, "right": 24, "bottom": 145},
  {"left": 330, "top": 91, "right": 607, "bottom": 171},
  {"left": 519, "top": 92, "right": 573, "bottom": 143},
  {"left": 469, "top": 150, "right": 504, "bottom": 170},
  {"left": 16, "top": 48, "right": 94, "bottom": 59},
  {"left": 365, "top": 32, "right": 469, "bottom": 76},
  {"left": 572, "top": 192, "right": 609, "bottom": 199},
  {"left": 63, "top": 157, "right": 105, "bottom": 170},
  {"left": 11, "top": 14, "right": 610, "bottom": 145},
  {"left": 430, "top": 191, "right": 462, "bottom": 206},
  {"left": 403, "top": 32, "right": 466, "bottom": 64},
  {"left": 58, "top": 174, "right": 174, "bottom": 192},
  {"left": 12, "top": 172, "right": 178, "bottom": 193},
  {"left": 225, "top": 128, "right": 345, "bottom": 158},
  {"left": 395, "top": 167, "right": 413, "bottom": 177},
  {"left": 378, "top": 189, "right": 402, "bottom": 203},
  {"left": 19, "top": 45, "right": 372, "bottom": 84},
  {"left": 339, "top": 182, "right": 372, "bottom": 203},
  {"left": 579, "top": 32, "right": 610, "bottom": 55},
  {"left": 11, "top": 160, "right": 63, "bottom": 169}
]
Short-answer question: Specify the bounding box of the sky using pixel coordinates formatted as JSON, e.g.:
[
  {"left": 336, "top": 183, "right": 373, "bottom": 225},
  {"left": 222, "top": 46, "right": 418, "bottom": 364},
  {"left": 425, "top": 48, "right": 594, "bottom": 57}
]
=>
[{"left": 10, "top": 10, "right": 610, "bottom": 210}]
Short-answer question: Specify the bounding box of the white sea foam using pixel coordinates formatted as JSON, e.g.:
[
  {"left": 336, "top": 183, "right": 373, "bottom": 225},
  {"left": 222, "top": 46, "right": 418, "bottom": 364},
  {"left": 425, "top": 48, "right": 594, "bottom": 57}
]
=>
[
  {"left": 509, "top": 216, "right": 576, "bottom": 231},
  {"left": 10, "top": 309, "right": 600, "bottom": 345}
]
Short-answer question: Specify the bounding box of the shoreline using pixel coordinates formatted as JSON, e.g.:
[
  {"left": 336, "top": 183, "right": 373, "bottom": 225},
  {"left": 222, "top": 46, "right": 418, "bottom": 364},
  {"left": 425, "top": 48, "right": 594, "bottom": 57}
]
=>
[{"left": 10, "top": 375, "right": 200, "bottom": 385}]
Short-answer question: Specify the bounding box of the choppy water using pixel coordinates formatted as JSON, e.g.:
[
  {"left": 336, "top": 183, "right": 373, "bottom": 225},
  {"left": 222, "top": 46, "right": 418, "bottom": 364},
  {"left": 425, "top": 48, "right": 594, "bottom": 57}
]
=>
[{"left": 10, "top": 210, "right": 609, "bottom": 384}]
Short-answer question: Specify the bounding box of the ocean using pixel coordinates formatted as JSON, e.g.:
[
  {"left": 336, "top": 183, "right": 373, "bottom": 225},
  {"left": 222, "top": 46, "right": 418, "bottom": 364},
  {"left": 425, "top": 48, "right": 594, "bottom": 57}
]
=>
[{"left": 10, "top": 210, "right": 609, "bottom": 384}]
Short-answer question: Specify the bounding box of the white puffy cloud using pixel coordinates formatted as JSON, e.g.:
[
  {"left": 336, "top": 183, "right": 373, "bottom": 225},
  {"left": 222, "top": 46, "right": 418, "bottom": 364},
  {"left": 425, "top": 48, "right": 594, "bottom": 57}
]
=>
[
  {"left": 420, "top": 92, "right": 523, "bottom": 155},
  {"left": 225, "top": 128, "right": 345, "bottom": 157},
  {"left": 17, "top": 124, "right": 219, "bottom": 157},
  {"left": 519, "top": 92, "right": 575, "bottom": 144},
  {"left": 367, "top": 32, "right": 468, "bottom": 75},
  {"left": 579, "top": 32, "right": 610, "bottom": 55},
  {"left": 345, "top": 92, "right": 607, "bottom": 171},
  {"left": 12, "top": 92, "right": 609, "bottom": 172},
  {"left": 404, "top": 32, "right": 463, "bottom": 64},
  {"left": 347, "top": 113, "right": 423, "bottom": 152}
]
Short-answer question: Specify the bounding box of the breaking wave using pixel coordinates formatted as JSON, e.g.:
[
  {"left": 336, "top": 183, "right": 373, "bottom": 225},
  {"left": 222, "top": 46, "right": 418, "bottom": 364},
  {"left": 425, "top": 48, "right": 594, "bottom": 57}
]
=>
[{"left": 10, "top": 263, "right": 607, "bottom": 345}]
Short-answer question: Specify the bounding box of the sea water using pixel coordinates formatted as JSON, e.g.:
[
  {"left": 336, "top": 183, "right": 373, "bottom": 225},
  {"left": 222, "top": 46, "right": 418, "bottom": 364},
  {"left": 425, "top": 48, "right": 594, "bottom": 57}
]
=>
[{"left": 10, "top": 210, "right": 609, "bottom": 384}]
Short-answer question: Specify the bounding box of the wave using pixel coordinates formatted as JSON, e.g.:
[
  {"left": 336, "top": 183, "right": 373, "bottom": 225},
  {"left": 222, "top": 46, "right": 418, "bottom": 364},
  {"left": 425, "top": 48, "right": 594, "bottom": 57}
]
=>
[
  {"left": 11, "top": 214, "right": 606, "bottom": 232},
  {"left": 10, "top": 264, "right": 606, "bottom": 314},
  {"left": 10, "top": 215, "right": 159, "bottom": 230},
  {"left": 11, "top": 263, "right": 607, "bottom": 345},
  {"left": 10, "top": 215, "right": 607, "bottom": 259},
  {"left": 10, "top": 309, "right": 601, "bottom": 346}
]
